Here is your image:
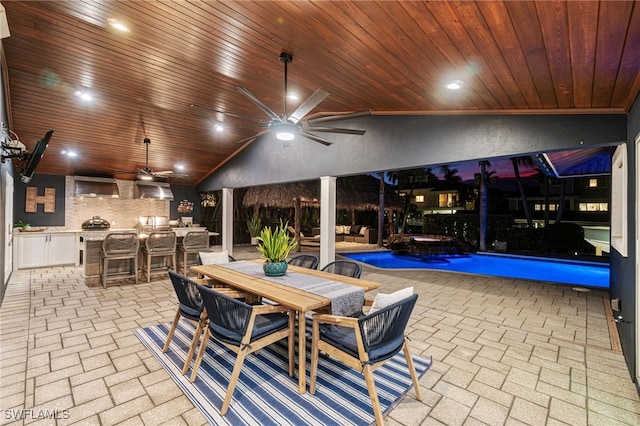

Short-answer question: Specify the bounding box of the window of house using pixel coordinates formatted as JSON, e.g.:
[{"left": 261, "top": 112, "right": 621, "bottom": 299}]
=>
[
  {"left": 438, "top": 193, "right": 457, "bottom": 208},
  {"left": 414, "top": 195, "right": 424, "bottom": 203},
  {"left": 611, "top": 143, "right": 627, "bottom": 256},
  {"left": 588, "top": 178, "right": 598, "bottom": 188},
  {"left": 534, "top": 204, "right": 558, "bottom": 211},
  {"left": 579, "top": 202, "right": 608, "bottom": 212}
]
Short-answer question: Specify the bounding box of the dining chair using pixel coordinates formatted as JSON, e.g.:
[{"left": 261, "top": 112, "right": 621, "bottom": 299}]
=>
[
  {"left": 320, "top": 260, "right": 362, "bottom": 278},
  {"left": 141, "top": 231, "right": 176, "bottom": 282},
  {"left": 188, "top": 284, "right": 295, "bottom": 415},
  {"left": 196, "top": 251, "right": 236, "bottom": 266},
  {"left": 310, "top": 293, "right": 422, "bottom": 426},
  {"left": 178, "top": 230, "right": 210, "bottom": 275},
  {"left": 99, "top": 232, "right": 140, "bottom": 288},
  {"left": 288, "top": 254, "right": 319, "bottom": 269},
  {"left": 164, "top": 270, "right": 251, "bottom": 375}
]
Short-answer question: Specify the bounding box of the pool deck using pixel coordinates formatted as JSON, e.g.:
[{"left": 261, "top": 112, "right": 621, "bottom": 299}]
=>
[{"left": 1, "top": 244, "right": 638, "bottom": 425}]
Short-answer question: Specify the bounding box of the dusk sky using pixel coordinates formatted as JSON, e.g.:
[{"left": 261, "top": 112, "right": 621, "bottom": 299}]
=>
[{"left": 431, "top": 156, "right": 538, "bottom": 181}]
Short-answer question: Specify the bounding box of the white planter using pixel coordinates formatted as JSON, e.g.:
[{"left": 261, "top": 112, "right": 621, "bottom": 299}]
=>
[{"left": 251, "top": 237, "right": 259, "bottom": 246}]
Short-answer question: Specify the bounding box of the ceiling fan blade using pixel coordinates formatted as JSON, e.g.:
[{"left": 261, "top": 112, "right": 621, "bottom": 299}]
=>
[
  {"left": 307, "top": 110, "right": 372, "bottom": 124},
  {"left": 153, "top": 171, "right": 177, "bottom": 175},
  {"left": 155, "top": 170, "right": 189, "bottom": 176},
  {"left": 237, "top": 87, "right": 281, "bottom": 121},
  {"left": 304, "top": 126, "right": 366, "bottom": 135},
  {"left": 299, "top": 132, "right": 333, "bottom": 146},
  {"left": 236, "top": 129, "right": 270, "bottom": 144},
  {"left": 288, "top": 89, "right": 329, "bottom": 124},
  {"left": 190, "top": 104, "right": 267, "bottom": 124}
]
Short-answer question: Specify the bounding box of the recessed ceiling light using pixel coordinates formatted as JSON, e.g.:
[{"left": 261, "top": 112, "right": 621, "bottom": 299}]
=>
[
  {"left": 445, "top": 80, "right": 464, "bottom": 90},
  {"left": 61, "top": 149, "right": 77, "bottom": 158},
  {"left": 74, "top": 90, "right": 93, "bottom": 102},
  {"left": 287, "top": 92, "right": 299, "bottom": 101},
  {"left": 214, "top": 123, "right": 225, "bottom": 132},
  {"left": 175, "top": 164, "right": 185, "bottom": 170},
  {"left": 108, "top": 18, "right": 130, "bottom": 33}
]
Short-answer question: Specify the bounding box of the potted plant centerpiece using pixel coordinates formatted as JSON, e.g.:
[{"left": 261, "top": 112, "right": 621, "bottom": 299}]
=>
[
  {"left": 256, "top": 221, "right": 298, "bottom": 276},
  {"left": 247, "top": 216, "right": 262, "bottom": 246}
]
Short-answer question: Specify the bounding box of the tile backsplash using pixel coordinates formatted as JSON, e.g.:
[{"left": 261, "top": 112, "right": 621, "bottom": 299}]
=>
[{"left": 52, "top": 177, "right": 170, "bottom": 231}]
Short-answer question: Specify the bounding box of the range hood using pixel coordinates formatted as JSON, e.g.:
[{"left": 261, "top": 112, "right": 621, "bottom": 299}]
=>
[
  {"left": 74, "top": 177, "right": 120, "bottom": 198},
  {"left": 135, "top": 181, "right": 174, "bottom": 200}
]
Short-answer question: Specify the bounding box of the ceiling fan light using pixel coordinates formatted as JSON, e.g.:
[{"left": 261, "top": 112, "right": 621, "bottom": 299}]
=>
[
  {"left": 276, "top": 131, "right": 295, "bottom": 141},
  {"left": 272, "top": 122, "right": 298, "bottom": 141},
  {"left": 139, "top": 174, "right": 153, "bottom": 181}
]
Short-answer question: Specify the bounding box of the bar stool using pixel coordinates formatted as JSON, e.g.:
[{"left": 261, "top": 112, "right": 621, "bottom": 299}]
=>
[
  {"left": 141, "top": 231, "right": 177, "bottom": 282},
  {"left": 99, "top": 232, "right": 140, "bottom": 288},
  {"left": 178, "top": 231, "right": 210, "bottom": 275}
]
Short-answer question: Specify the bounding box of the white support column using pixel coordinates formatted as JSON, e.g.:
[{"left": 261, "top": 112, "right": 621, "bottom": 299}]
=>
[
  {"left": 221, "top": 188, "right": 234, "bottom": 256},
  {"left": 319, "top": 176, "right": 336, "bottom": 269}
]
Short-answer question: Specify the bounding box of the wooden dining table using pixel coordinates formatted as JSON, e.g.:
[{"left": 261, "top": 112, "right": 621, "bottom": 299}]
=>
[{"left": 191, "top": 259, "right": 380, "bottom": 393}]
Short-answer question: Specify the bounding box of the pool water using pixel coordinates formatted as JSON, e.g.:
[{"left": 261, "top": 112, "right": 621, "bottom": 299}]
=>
[{"left": 341, "top": 251, "right": 610, "bottom": 288}]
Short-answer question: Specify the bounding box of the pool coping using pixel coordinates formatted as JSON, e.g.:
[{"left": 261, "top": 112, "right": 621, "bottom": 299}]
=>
[{"left": 337, "top": 249, "right": 610, "bottom": 289}]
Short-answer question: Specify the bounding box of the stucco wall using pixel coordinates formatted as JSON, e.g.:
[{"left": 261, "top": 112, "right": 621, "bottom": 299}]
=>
[
  {"left": 198, "top": 113, "right": 626, "bottom": 191},
  {"left": 612, "top": 96, "right": 640, "bottom": 383}
]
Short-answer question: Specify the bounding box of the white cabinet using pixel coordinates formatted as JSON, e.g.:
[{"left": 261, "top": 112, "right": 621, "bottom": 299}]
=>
[{"left": 14, "top": 233, "right": 78, "bottom": 270}]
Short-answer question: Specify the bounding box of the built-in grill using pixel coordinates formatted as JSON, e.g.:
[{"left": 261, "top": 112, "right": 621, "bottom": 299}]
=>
[{"left": 82, "top": 216, "right": 111, "bottom": 230}]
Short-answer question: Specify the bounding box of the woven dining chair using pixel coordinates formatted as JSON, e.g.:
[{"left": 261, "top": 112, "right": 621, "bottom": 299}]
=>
[
  {"left": 188, "top": 284, "right": 295, "bottom": 415},
  {"left": 320, "top": 260, "right": 362, "bottom": 278},
  {"left": 164, "top": 270, "right": 251, "bottom": 375},
  {"left": 288, "top": 254, "right": 319, "bottom": 269},
  {"left": 310, "top": 293, "right": 422, "bottom": 426}
]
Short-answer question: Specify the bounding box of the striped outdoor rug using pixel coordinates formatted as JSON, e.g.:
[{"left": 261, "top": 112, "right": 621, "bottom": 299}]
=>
[{"left": 134, "top": 321, "right": 431, "bottom": 426}]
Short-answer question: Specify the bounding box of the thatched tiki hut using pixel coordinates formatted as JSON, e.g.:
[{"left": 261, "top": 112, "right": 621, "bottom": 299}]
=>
[
  {"left": 242, "top": 175, "right": 404, "bottom": 248},
  {"left": 242, "top": 180, "right": 320, "bottom": 245}
]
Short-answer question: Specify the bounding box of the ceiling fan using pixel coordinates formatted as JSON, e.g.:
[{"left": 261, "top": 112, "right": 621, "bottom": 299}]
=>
[
  {"left": 130, "top": 137, "right": 189, "bottom": 180},
  {"left": 193, "top": 51, "right": 370, "bottom": 146}
]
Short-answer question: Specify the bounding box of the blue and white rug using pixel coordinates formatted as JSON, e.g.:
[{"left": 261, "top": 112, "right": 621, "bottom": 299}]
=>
[{"left": 134, "top": 321, "right": 431, "bottom": 426}]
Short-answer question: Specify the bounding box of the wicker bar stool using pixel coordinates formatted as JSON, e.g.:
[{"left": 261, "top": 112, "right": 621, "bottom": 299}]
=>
[
  {"left": 141, "top": 231, "right": 177, "bottom": 282},
  {"left": 178, "top": 231, "right": 210, "bottom": 275},
  {"left": 99, "top": 232, "right": 140, "bottom": 288}
]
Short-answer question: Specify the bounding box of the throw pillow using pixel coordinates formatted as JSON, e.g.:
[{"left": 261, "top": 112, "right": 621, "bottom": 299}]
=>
[
  {"left": 369, "top": 287, "right": 414, "bottom": 314},
  {"left": 359, "top": 226, "right": 368, "bottom": 236},
  {"left": 199, "top": 250, "right": 229, "bottom": 265},
  {"left": 350, "top": 224, "right": 362, "bottom": 235}
]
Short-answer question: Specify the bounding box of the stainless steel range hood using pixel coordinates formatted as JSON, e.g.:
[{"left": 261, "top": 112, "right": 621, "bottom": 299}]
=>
[
  {"left": 135, "top": 181, "right": 174, "bottom": 200},
  {"left": 74, "top": 176, "right": 120, "bottom": 198}
]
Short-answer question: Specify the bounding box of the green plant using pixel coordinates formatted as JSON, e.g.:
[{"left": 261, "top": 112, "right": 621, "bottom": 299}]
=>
[
  {"left": 14, "top": 220, "right": 29, "bottom": 229},
  {"left": 256, "top": 221, "right": 298, "bottom": 263},
  {"left": 247, "top": 216, "right": 262, "bottom": 237}
]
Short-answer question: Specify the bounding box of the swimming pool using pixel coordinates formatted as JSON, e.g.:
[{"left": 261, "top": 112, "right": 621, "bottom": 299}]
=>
[{"left": 341, "top": 251, "right": 610, "bottom": 288}]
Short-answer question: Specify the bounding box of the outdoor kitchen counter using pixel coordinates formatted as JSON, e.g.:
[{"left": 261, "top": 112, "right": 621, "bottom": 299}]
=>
[{"left": 82, "top": 227, "right": 213, "bottom": 286}]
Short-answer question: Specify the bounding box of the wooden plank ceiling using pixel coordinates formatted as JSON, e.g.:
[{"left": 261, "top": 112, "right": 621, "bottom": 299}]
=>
[{"left": 2, "top": 1, "right": 639, "bottom": 185}]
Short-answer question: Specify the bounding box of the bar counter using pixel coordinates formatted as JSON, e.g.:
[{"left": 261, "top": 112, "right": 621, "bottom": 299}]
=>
[{"left": 82, "top": 227, "right": 215, "bottom": 286}]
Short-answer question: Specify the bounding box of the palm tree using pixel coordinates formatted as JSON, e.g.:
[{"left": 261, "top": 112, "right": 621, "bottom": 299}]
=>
[
  {"left": 555, "top": 178, "right": 567, "bottom": 223},
  {"left": 511, "top": 156, "right": 535, "bottom": 228},
  {"left": 440, "top": 165, "right": 462, "bottom": 184},
  {"left": 387, "top": 167, "right": 428, "bottom": 236},
  {"left": 377, "top": 171, "right": 385, "bottom": 247},
  {"left": 478, "top": 161, "right": 489, "bottom": 250}
]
